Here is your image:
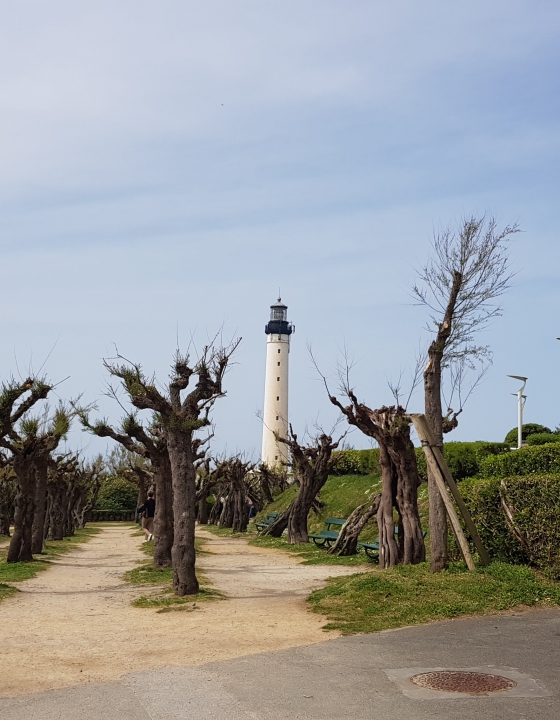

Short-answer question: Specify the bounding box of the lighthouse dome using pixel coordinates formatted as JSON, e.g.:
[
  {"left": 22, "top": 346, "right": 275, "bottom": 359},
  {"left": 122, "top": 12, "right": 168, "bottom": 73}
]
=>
[{"left": 265, "top": 297, "right": 293, "bottom": 335}]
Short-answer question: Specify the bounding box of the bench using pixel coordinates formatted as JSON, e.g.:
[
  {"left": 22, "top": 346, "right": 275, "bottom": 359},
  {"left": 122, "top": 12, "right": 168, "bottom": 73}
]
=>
[
  {"left": 255, "top": 512, "right": 281, "bottom": 533},
  {"left": 359, "top": 529, "right": 427, "bottom": 561},
  {"left": 309, "top": 518, "right": 347, "bottom": 548}
]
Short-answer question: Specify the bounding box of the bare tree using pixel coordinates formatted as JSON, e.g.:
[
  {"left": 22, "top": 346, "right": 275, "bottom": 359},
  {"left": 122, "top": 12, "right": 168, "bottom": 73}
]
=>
[
  {"left": 1, "top": 398, "right": 71, "bottom": 561},
  {"left": 104, "top": 339, "right": 240, "bottom": 596},
  {"left": 412, "top": 215, "right": 517, "bottom": 571},
  {"left": 330, "top": 391, "right": 425, "bottom": 568},
  {"left": 263, "top": 428, "right": 342, "bottom": 544}
]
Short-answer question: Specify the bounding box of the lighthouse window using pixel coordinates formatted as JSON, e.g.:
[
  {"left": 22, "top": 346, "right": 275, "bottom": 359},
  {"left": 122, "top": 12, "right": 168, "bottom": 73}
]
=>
[
  {"left": 276, "top": 396, "right": 279, "bottom": 401},
  {"left": 277, "top": 349, "right": 281, "bottom": 354},
  {"left": 277, "top": 377, "right": 280, "bottom": 381},
  {"left": 276, "top": 416, "right": 279, "bottom": 420},
  {"left": 277, "top": 361, "right": 280, "bottom": 366},
  {"left": 275, "top": 456, "right": 278, "bottom": 460}
]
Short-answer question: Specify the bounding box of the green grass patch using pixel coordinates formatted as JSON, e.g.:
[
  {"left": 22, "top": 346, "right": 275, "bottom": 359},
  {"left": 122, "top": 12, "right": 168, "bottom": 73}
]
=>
[
  {"left": 254, "top": 474, "right": 384, "bottom": 541},
  {"left": 308, "top": 561, "right": 560, "bottom": 634},
  {"left": 0, "top": 583, "right": 18, "bottom": 602},
  {"left": 249, "top": 535, "right": 369, "bottom": 566}
]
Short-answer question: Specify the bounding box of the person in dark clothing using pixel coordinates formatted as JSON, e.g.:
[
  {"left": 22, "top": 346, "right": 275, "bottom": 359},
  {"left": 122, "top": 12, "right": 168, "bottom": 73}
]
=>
[{"left": 138, "top": 490, "right": 155, "bottom": 542}]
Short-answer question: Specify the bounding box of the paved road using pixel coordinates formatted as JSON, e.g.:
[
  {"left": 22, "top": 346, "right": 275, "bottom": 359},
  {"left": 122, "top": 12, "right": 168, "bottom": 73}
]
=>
[{"left": 2, "top": 608, "right": 559, "bottom": 719}]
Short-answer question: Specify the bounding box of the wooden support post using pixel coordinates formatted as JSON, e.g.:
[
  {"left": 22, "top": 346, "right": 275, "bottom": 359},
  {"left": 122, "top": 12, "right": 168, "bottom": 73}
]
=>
[{"left": 409, "top": 413, "right": 489, "bottom": 571}]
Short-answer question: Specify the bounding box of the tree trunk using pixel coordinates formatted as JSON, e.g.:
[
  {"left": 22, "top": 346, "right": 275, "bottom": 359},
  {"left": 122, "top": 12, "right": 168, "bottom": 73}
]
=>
[
  {"left": 386, "top": 434, "right": 426, "bottom": 565},
  {"left": 167, "top": 429, "right": 199, "bottom": 596},
  {"left": 424, "top": 353, "right": 448, "bottom": 571},
  {"left": 197, "top": 487, "right": 210, "bottom": 524},
  {"left": 329, "top": 494, "right": 381, "bottom": 556},
  {"left": 262, "top": 504, "right": 291, "bottom": 537},
  {"left": 376, "top": 443, "right": 399, "bottom": 569},
  {"left": 286, "top": 472, "right": 320, "bottom": 543},
  {"left": 7, "top": 456, "right": 36, "bottom": 563},
  {"left": 153, "top": 455, "right": 173, "bottom": 569},
  {"left": 31, "top": 458, "right": 48, "bottom": 554}
]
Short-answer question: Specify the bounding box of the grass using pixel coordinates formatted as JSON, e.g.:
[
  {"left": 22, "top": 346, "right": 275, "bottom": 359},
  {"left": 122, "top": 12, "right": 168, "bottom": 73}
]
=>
[
  {"left": 0, "top": 526, "right": 101, "bottom": 588},
  {"left": 308, "top": 560, "right": 560, "bottom": 634},
  {"left": 0, "top": 583, "right": 17, "bottom": 602},
  {"left": 255, "top": 473, "right": 384, "bottom": 541},
  {"left": 124, "top": 537, "right": 224, "bottom": 610}
]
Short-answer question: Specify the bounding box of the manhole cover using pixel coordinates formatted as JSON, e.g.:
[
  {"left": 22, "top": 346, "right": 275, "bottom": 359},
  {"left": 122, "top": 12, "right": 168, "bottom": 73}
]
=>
[{"left": 410, "top": 671, "right": 517, "bottom": 695}]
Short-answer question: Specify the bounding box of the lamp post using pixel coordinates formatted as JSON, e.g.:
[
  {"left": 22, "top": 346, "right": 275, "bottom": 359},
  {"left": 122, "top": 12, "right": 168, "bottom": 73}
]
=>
[{"left": 507, "top": 375, "right": 527, "bottom": 449}]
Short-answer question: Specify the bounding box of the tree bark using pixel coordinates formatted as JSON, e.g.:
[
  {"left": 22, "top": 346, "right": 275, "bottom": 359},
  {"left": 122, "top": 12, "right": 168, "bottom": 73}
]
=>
[
  {"left": 31, "top": 457, "right": 48, "bottom": 554},
  {"left": 424, "top": 270, "right": 462, "bottom": 572},
  {"left": 262, "top": 504, "right": 291, "bottom": 537},
  {"left": 153, "top": 455, "right": 173, "bottom": 569},
  {"left": 328, "top": 494, "right": 381, "bottom": 556},
  {"left": 376, "top": 442, "right": 399, "bottom": 569},
  {"left": 167, "top": 429, "right": 199, "bottom": 596},
  {"left": 8, "top": 455, "right": 36, "bottom": 563}
]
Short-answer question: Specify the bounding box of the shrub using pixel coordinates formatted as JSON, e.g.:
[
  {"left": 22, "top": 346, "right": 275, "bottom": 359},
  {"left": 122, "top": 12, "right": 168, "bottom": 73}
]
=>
[
  {"left": 95, "top": 476, "right": 138, "bottom": 512},
  {"left": 458, "top": 475, "right": 560, "bottom": 577},
  {"left": 479, "top": 443, "right": 560, "bottom": 477},
  {"left": 504, "top": 423, "right": 551, "bottom": 446},
  {"left": 526, "top": 433, "right": 560, "bottom": 446},
  {"left": 332, "top": 449, "right": 380, "bottom": 476},
  {"left": 415, "top": 441, "right": 509, "bottom": 483}
]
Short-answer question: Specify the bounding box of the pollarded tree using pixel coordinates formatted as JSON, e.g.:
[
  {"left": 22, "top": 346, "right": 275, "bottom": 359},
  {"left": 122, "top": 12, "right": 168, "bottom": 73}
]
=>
[
  {"left": 213, "top": 457, "right": 255, "bottom": 533},
  {"left": 263, "top": 428, "right": 342, "bottom": 544},
  {"left": 104, "top": 340, "right": 240, "bottom": 596},
  {"left": 257, "top": 462, "right": 288, "bottom": 505},
  {"left": 73, "top": 456, "right": 105, "bottom": 529},
  {"left": 80, "top": 412, "right": 174, "bottom": 568},
  {"left": 412, "top": 215, "right": 517, "bottom": 571},
  {"left": 330, "top": 392, "right": 425, "bottom": 568},
  {"left": 2, "top": 403, "right": 71, "bottom": 561}
]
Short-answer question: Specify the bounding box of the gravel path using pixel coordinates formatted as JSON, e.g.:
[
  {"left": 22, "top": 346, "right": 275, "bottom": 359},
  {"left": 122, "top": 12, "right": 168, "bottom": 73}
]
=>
[{"left": 0, "top": 524, "right": 360, "bottom": 697}]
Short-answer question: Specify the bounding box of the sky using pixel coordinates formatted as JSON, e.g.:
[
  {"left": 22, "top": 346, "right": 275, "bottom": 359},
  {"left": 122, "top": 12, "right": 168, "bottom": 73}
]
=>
[{"left": 1, "top": 1, "right": 559, "bottom": 459}]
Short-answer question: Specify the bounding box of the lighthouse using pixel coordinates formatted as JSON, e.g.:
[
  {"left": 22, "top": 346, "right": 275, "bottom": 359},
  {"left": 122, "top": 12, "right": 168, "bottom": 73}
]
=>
[{"left": 261, "top": 298, "right": 294, "bottom": 467}]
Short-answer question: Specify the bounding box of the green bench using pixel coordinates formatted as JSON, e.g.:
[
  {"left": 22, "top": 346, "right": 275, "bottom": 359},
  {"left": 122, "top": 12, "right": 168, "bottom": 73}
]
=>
[
  {"left": 359, "top": 529, "right": 427, "bottom": 561},
  {"left": 309, "top": 518, "right": 347, "bottom": 548},
  {"left": 255, "top": 512, "right": 281, "bottom": 533}
]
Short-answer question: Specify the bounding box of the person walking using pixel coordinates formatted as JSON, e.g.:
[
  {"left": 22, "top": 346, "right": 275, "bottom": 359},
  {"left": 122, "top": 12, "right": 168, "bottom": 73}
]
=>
[{"left": 138, "top": 490, "right": 155, "bottom": 542}]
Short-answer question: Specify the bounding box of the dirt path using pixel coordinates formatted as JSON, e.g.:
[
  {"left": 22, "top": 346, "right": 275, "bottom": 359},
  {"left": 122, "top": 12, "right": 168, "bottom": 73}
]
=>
[{"left": 0, "top": 524, "right": 362, "bottom": 698}]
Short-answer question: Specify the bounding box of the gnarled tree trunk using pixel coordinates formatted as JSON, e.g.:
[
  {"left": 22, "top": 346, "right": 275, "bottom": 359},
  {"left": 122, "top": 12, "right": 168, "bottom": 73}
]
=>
[
  {"left": 167, "top": 430, "right": 199, "bottom": 596},
  {"left": 8, "top": 455, "right": 36, "bottom": 563}
]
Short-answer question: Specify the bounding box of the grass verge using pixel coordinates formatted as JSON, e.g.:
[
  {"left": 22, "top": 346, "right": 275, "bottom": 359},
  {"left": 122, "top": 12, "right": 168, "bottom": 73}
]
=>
[
  {"left": 202, "top": 520, "right": 370, "bottom": 566},
  {"left": 308, "top": 561, "right": 560, "bottom": 634}
]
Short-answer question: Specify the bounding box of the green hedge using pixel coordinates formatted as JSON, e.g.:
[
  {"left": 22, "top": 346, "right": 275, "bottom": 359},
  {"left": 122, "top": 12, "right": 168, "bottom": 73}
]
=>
[
  {"left": 479, "top": 443, "right": 560, "bottom": 477},
  {"left": 332, "top": 449, "right": 380, "bottom": 476},
  {"left": 334, "top": 442, "right": 509, "bottom": 481},
  {"left": 458, "top": 475, "right": 560, "bottom": 577},
  {"left": 504, "top": 423, "right": 552, "bottom": 446},
  {"left": 95, "top": 476, "right": 139, "bottom": 512},
  {"left": 526, "top": 433, "right": 560, "bottom": 446}
]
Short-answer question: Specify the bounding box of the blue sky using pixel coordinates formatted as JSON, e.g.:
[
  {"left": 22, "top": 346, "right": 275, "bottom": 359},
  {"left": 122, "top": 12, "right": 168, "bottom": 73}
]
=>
[{"left": 1, "top": 1, "right": 559, "bottom": 457}]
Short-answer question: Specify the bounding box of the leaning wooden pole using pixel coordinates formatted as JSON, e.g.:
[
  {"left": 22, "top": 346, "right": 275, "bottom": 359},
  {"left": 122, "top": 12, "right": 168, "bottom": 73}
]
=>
[{"left": 409, "top": 414, "right": 489, "bottom": 571}]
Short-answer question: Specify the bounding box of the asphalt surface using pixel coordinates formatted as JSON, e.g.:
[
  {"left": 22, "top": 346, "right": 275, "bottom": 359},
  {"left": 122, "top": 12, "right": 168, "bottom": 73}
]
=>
[{"left": 2, "top": 608, "right": 559, "bottom": 719}]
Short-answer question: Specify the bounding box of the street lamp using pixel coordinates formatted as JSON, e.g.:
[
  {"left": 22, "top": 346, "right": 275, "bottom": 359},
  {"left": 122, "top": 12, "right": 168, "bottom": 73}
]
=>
[{"left": 507, "top": 375, "right": 527, "bottom": 449}]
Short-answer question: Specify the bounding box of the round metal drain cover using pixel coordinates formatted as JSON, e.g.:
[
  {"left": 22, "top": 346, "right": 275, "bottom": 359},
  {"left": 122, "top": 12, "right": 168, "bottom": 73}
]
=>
[{"left": 410, "top": 671, "right": 516, "bottom": 695}]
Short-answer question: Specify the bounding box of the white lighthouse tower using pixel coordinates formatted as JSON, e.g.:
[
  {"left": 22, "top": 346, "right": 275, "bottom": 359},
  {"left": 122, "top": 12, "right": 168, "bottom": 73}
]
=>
[{"left": 261, "top": 298, "right": 294, "bottom": 467}]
